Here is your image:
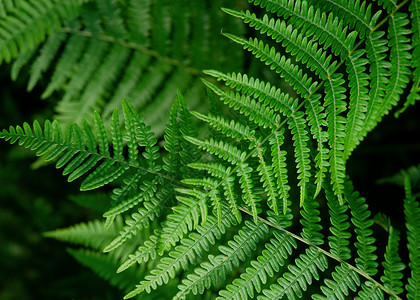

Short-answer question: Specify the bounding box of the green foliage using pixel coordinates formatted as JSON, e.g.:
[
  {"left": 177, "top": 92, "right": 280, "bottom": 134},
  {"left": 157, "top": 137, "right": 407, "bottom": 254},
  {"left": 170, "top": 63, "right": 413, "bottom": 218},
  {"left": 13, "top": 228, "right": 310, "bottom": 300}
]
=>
[
  {"left": 1, "top": 0, "right": 419, "bottom": 299},
  {"left": 1, "top": 0, "right": 246, "bottom": 134}
]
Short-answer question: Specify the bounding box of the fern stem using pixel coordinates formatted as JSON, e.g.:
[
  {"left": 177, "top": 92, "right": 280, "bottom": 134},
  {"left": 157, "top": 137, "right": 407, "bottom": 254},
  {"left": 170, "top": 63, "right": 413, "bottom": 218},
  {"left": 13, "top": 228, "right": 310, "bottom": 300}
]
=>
[{"left": 236, "top": 205, "right": 403, "bottom": 300}]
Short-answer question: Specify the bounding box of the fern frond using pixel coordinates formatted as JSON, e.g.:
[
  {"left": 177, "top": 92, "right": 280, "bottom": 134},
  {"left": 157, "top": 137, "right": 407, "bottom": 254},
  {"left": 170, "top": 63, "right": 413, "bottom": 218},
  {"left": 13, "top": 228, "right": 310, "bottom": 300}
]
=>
[
  {"left": 103, "top": 186, "right": 171, "bottom": 253},
  {"left": 153, "top": 90, "right": 198, "bottom": 177},
  {"left": 0, "top": 100, "right": 161, "bottom": 193},
  {"left": 26, "top": 31, "right": 66, "bottom": 91},
  {"left": 80, "top": 110, "right": 128, "bottom": 191},
  {"left": 314, "top": 263, "right": 360, "bottom": 299},
  {"left": 7, "top": 0, "right": 246, "bottom": 133},
  {"left": 357, "top": 281, "right": 384, "bottom": 299},
  {"left": 222, "top": 34, "right": 317, "bottom": 98},
  {"left": 182, "top": 177, "right": 224, "bottom": 226},
  {"left": 175, "top": 221, "right": 270, "bottom": 299},
  {"left": 324, "top": 73, "right": 347, "bottom": 204},
  {"left": 176, "top": 90, "right": 202, "bottom": 172},
  {"left": 204, "top": 69, "right": 312, "bottom": 205},
  {"left": 0, "top": 0, "right": 23, "bottom": 18},
  {"left": 396, "top": 0, "right": 420, "bottom": 116},
  {"left": 188, "top": 162, "right": 242, "bottom": 223},
  {"left": 311, "top": 0, "right": 379, "bottom": 38},
  {"left": 97, "top": 0, "right": 127, "bottom": 38},
  {"left": 359, "top": 30, "right": 391, "bottom": 142},
  {"left": 202, "top": 79, "right": 280, "bottom": 129},
  {"left": 157, "top": 194, "right": 206, "bottom": 253},
  {"left": 1, "top": 1, "right": 419, "bottom": 300},
  {"left": 269, "top": 129, "right": 291, "bottom": 214},
  {"left": 219, "top": 9, "right": 335, "bottom": 79},
  {"left": 404, "top": 176, "right": 420, "bottom": 300},
  {"left": 324, "top": 180, "right": 351, "bottom": 261},
  {"left": 212, "top": 19, "right": 337, "bottom": 201},
  {"left": 117, "top": 235, "right": 158, "bottom": 274},
  {"left": 380, "top": 223, "right": 405, "bottom": 296},
  {"left": 125, "top": 0, "right": 150, "bottom": 44},
  {"left": 249, "top": 0, "right": 357, "bottom": 60},
  {"left": 185, "top": 136, "right": 261, "bottom": 222},
  {"left": 287, "top": 109, "right": 312, "bottom": 205},
  {"left": 367, "top": 11, "right": 412, "bottom": 131},
  {"left": 192, "top": 111, "right": 281, "bottom": 214},
  {"left": 343, "top": 49, "right": 370, "bottom": 158},
  {"left": 226, "top": 2, "right": 368, "bottom": 201},
  {"left": 212, "top": 10, "right": 334, "bottom": 197},
  {"left": 300, "top": 197, "right": 324, "bottom": 246},
  {"left": 191, "top": 111, "right": 254, "bottom": 142},
  {"left": 163, "top": 94, "right": 182, "bottom": 176},
  {"left": 69, "top": 43, "right": 131, "bottom": 124},
  {"left": 344, "top": 179, "right": 378, "bottom": 276},
  {"left": 0, "top": 0, "right": 83, "bottom": 64},
  {"left": 218, "top": 230, "right": 297, "bottom": 300},
  {"left": 252, "top": 137, "right": 281, "bottom": 214},
  {"left": 124, "top": 208, "right": 237, "bottom": 299},
  {"left": 258, "top": 246, "right": 328, "bottom": 299},
  {"left": 44, "top": 217, "right": 123, "bottom": 251},
  {"left": 107, "top": 170, "right": 145, "bottom": 208},
  {"left": 310, "top": 0, "right": 390, "bottom": 158},
  {"left": 242, "top": 0, "right": 354, "bottom": 190}
]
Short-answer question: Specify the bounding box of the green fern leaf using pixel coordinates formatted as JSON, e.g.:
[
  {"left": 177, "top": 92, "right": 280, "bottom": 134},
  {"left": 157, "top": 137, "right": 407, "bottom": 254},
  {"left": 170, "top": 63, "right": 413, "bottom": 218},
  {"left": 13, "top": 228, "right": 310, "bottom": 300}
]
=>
[
  {"left": 404, "top": 176, "right": 420, "bottom": 300},
  {"left": 314, "top": 263, "right": 360, "bottom": 299},
  {"left": 104, "top": 187, "right": 172, "bottom": 253},
  {"left": 249, "top": 0, "right": 357, "bottom": 60},
  {"left": 325, "top": 181, "right": 352, "bottom": 261},
  {"left": 380, "top": 223, "right": 405, "bottom": 296},
  {"left": 185, "top": 136, "right": 260, "bottom": 222},
  {"left": 157, "top": 194, "right": 206, "bottom": 253},
  {"left": 102, "top": 178, "right": 158, "bottom": 229},
  {"left": 222, "top": 34, "right": 317, "bottom": 97},
  {"left": 356, "top": 281, "right": 384, "bottom": 299},
  {"left": 175, "top": 221, "right": 270, "bottom": 299},
  {"left": 368, "top": 12, "right": 412, "bottom": 131},
  {"left": 191, "top": 111, "right": 280, "bottom": 214},
  {"left": 27, "top": 31, "right": 66, "bottom": 91},
  {"left": 203, "top": 71, "right": 312, "bottom": 206},
  {"left": 0, "top": 0, "right": 83, "bottom": 64},
  {"left": 124, "top": 208, "right": 237, "bottom": 299},
  {"left": 0, "top": 100, "right": 161, "bottom": 194},
  {"left": 44, "top": 217, "right": 123, "bottom": 251},
  {"left": 343, "top": 49, "right": 370, "bottom": 158},
  {"left": 269, "top": 129, "right": 292, "bottom": 214},
  {"left": 117, "top": 235, "right": 158, "bottom": 274},
  {"left": 300, "top": 197, "right": 324, "bottom": 246},
  {"left": 1, "top": 1, "right": 419, "bottom": 300},
  {"left": 202, "top": 79, "right": 280, "bottom": 129},
  {"left": 344, "top": 179, "right": 378, "bottom": 276},
  {"left": 396, "top": 0, "right": 420, "bottom": 116},
  {"left": 188, "top": 162, "right": 242, "bottom": 223},
  {"left": 312, "top": 0, "right": 379, "bottom": 38},
  {"left": 5, "top": 0, "right": 246, "bottom": 133},
  {"left": 259, "top": 247, "right": 328, "bottom": 299},
  {"left": 218, "top": 230, "right": 297, "bottom": 300}
]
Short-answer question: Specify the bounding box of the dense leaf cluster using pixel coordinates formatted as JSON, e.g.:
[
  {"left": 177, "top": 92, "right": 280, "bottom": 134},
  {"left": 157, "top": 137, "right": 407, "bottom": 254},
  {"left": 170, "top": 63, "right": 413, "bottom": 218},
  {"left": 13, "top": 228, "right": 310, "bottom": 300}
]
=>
[{"left": 0, "top": 0, "right": 419, "bottom": 299}]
